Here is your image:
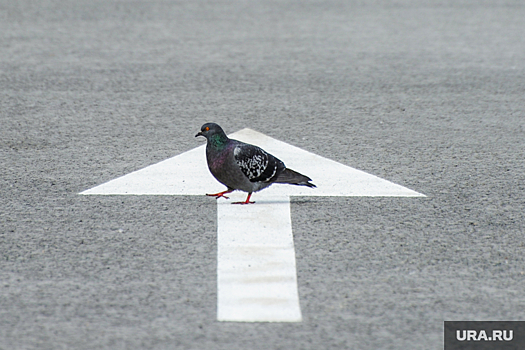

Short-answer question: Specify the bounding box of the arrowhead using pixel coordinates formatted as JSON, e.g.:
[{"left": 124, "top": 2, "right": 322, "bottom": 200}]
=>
[{"left": 81, "top": 128, "right": 425, "bottom": 197}]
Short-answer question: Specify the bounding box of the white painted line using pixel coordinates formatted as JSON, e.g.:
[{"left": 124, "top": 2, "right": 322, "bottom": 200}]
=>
[
  {"left": 217, "top": 194, "right": 301, "bottom": 322},
  {"left": 80, "top": 128, "right": 426, "bottom": 323}
]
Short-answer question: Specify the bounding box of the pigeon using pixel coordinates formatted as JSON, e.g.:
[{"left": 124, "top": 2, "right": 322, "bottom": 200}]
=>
[{"left": 195, "top": 123, "right": 316, "bottom": 204}]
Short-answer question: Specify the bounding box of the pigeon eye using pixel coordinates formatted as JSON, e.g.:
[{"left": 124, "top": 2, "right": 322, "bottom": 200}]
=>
[{"left": 205, "top": 127, "right": 210, "bottom": 131}]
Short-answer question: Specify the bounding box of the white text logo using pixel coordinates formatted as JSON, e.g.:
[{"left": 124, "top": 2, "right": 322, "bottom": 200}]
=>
[{"left": 456, "top": 330, "right": 513, "bottom": 342}]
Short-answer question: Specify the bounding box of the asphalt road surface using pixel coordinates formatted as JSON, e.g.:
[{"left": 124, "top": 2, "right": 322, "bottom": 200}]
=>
[{"left": 1, "top": 1, "right": 524, "bottom": 349}]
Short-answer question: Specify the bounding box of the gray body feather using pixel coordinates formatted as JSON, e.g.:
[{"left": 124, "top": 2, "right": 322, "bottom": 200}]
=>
[{"left": 197, "top": 123, "right": 316, "bottom": 194}]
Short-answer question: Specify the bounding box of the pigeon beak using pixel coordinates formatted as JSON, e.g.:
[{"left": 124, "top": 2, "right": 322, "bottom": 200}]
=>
[{"left": 195, "top": 131, "right": 203, "bottom": 138}]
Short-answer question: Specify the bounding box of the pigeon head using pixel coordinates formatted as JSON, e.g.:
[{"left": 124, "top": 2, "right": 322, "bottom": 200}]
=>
[{"left": 195, "top": 123, "right": 229, "bottom": 148}]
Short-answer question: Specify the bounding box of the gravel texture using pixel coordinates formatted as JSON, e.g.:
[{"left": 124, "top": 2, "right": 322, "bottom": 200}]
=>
[{"left": 1, "top": 0, "right": 524, "bottom": 349}]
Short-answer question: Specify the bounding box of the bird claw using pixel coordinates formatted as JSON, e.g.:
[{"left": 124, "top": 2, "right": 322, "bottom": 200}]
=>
[
  {"left": 232, "top": 201, "right": 255, "bottom": 205},
  {"left": 232, "top": 193, "right": 254, "bottom": 204},
  {"left": 206, "top": 190, "right": 233, "bottom": 200},
  {"left": 206, "top": 193, "right": 230, "bottom": 199}
]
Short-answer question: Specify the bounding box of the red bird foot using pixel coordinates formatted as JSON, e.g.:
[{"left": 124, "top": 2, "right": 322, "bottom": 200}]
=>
[
  {"left": 206, "top": 190, "right": 233, "bottom": 199},
  {"left": 232, "top": 193, "right": 255, "bottom": 205}
]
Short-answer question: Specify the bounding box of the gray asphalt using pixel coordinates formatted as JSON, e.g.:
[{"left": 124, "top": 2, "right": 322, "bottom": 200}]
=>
[{"left": 1, "top": 0, "right": 524, "bottom": 349}]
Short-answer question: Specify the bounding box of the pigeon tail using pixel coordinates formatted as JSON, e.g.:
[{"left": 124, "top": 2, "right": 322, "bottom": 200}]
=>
[{"left": 273, "top": 168, "right": 316, "bottom": 188}]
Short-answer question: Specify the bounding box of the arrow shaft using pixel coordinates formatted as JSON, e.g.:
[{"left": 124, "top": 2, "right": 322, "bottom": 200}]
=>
[{"left": 217, "top": 194, "right": 302, "bottom": 322}]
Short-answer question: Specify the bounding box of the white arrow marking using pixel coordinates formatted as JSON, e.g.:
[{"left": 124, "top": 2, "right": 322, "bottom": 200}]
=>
[{"left": 81, "top": 128, "right": 425, "bottom": 322}]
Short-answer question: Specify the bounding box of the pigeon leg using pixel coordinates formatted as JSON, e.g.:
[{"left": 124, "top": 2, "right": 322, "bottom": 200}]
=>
[
  {"left": 232, "top": 193, "right": 255, "bottom": 205},
  {"left": 206, "top": 189, "right": 233, "bottom": 199}
]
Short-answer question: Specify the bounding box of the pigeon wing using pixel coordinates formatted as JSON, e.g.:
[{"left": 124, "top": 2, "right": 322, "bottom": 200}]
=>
[{"left": 233, "top": 143, "right": 285, "bottom": 183}]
